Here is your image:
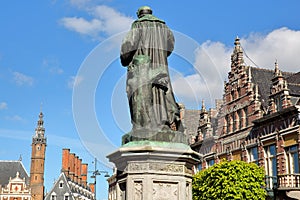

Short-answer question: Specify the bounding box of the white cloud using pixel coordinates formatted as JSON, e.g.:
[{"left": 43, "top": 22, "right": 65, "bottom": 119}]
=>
[
  {"left": 172, "top": 27, "right": 300, "bottom": 109},
  {"left": 92, "top": 5, "right": 133, "bottom": 35},
  {"left": 5, "top": 115, "right": 24, "bottom": 121},
  {"left": 60, "top": 5, "right": 133, "bottom": 40},
  {"left": 13, "top": 72, "right": 34, "bottom": 86},
  {"left": 0, "top": 129, "right": 30, "bottom": 141},
  {"left": 240, "top": 27, "right": 300, "bottom": 71},
  {"left": 60, "top": 17, "right": 103, "bottom": 38},
  {"left": 68, "top": 75, "right": 84, "bottom": 89},
  {"left": 42, "top": 58, "right": 64, "bottom": 75},
  {"left": 0, "top": 102, "right": 8, "bottom": 110},
  {"left": 69, "top": 0, "right": 91, "bottom": 8}
]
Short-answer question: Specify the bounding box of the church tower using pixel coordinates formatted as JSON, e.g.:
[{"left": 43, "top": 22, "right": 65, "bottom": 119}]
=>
[{"left": 30, "top": 112, "right": 47, "bottom": 200}]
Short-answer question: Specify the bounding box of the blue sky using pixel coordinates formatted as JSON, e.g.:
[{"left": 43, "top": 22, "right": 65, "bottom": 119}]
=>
[{"left": 1, "top": 1, "right": 300, "bottom": 199}]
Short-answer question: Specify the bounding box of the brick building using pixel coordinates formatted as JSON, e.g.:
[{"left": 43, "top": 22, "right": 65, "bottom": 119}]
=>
[
  {"left": 190, "top": 37, "right": 300, "bottom": 199},
  {"left": 30, "top": 112, "right": 46, "bottom": 200},
  {"left": 44, "top": 149, "right": 95, "bottom": 200}
]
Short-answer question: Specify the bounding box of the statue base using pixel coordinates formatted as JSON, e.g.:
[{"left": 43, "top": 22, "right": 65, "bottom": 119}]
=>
[
  {"left": 122, "top": 128, "right": 188, "bottom": 145},
  {"left": 107, "top": 140, "right": 200, "bottom": 200}
]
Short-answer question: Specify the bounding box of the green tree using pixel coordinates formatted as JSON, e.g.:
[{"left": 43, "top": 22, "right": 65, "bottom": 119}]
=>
[{"left": 192, "top": 160, "right": 266, "bottom": 200}]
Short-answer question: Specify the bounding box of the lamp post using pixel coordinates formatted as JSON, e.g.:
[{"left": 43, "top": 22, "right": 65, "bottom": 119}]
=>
[{"left": 90, "top": 158, "right": 110, "bottom": 200}]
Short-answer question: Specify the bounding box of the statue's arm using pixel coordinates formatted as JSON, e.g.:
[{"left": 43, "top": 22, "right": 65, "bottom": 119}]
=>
[
  {"left": 120, "top": 41, "right": 135, "bottom": 66},
  {"left": 167, "top": 28, "right": 175, "bottom": 57},
  {"left": 120, "top": 25, "right": 140, "bottom": 66}
]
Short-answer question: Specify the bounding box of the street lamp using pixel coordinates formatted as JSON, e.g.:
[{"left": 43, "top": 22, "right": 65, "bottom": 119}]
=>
[{"left": 90, "top": 158, "right": 109, "bottom": 200}]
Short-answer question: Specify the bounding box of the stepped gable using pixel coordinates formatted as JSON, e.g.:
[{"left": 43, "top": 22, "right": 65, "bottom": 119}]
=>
[{"left": 0, "top": 160, "right": 29, "bottom": 186}]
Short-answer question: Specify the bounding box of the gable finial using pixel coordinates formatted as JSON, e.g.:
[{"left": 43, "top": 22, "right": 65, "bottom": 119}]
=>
[{"left": 274, "top": 59, "right": 282, "bottom": 77}]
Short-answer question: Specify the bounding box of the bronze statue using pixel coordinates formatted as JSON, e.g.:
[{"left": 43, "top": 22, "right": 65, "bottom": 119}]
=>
[{"left": 120, "top": 6, "right": 184, "bottom": 142}]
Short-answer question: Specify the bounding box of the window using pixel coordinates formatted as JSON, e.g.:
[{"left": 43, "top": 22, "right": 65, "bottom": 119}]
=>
[
  {"left": 51, "top": 192, "right": 56, "bottom": 200},
  {"left": 197, "top": 162, "right": 202, "bottom": 171},
  {"left": 232, "top": 112, "right": 236, "bottom": 131},
  {"left": 240, "top": 109, "right": 246, "bottom": 129},
  {"left": 264, "top": 144, "right": 277, "bottom": 188},
  {"left": 227, "top": 114, "right": 233, "bottom": 134},
  {"left": 275, "top": 97, "right": 282, "bottom": 111},
  {"left": 244, "top": 107, "right": 248, "bottom": 127},
  {"left": 64, "top": 194, "right": 69, "bottom": 200},
  {"left": 248, "top": 146, "right": 258, "bottom": 164},
  {"left": 207, "top": 159, "right": 214, "bottom": 167},
  {"left": 238, "top": 110, "right": 242, "bottom": 129},
  {"left": 225, "top": 115, "right": 229, "bottom": 134},
  {"left": 286, "top": 145, "right": 299, "bottom": 174},
  {"left": 59, "top": 181, "right": 63, "bottom": 188},
  {"left": 237, "top": 88, "right": 241, "bottom": 98}
]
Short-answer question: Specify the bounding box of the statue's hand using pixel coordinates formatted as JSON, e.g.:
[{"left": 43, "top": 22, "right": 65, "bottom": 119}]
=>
[{"left": 153, "top": 77, "right": 168, "bottom": 92}]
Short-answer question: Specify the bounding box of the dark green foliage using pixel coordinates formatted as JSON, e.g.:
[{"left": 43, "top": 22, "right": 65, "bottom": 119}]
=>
[{"left": 192, "top": 160, "right": 266, "bottom": 200}]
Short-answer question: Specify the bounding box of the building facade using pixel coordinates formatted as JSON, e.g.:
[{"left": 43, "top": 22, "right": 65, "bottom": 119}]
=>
[
  {"left": 190, "top": 37, "right": 300, "bottom": 199},
  {"left": 44, "top": 149, "right": 95, "bottom": 200},
  {"left": 0, "top": 161, "right": 31, "bottom": 200}
]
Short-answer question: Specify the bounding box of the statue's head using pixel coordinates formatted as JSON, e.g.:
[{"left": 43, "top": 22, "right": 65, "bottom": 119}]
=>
[{"left": 137, "top": 6, "right": 152, "bottom": 18}]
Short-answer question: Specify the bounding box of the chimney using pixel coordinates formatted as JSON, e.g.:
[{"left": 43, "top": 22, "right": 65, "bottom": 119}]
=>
[
  {"left": 74, "top": 156, "right": 79, "bottom": 183},
  {"left": 89, "top": 183, "right": 95, "bottom": 194},
  {"left": 77, "top": 159, "right": 82, "bottom": 185},
  {"left": 62, "top": 149, "right": 70, "bottom": 176},
  {"left": 69, "top": 153, "right": 75, "bottom": 181},
  {"left": 81, "top": 163, "right": 88, "bottom": 187}
]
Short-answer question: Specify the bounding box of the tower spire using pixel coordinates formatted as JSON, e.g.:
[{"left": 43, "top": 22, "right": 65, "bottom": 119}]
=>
[{"left": 34, "top": 110, "right": 45, "bottom": 139}]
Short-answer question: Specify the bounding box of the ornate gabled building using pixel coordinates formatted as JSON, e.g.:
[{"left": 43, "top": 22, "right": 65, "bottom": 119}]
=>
[
  {"left": 44, "top": 149, "right": 95, "bottom": 200},
  {"left": 0, "top": 160, "right": 31, "bottom": 200},
  {"left": 190, "top": 37, "right": 300, "bottom": 199}
]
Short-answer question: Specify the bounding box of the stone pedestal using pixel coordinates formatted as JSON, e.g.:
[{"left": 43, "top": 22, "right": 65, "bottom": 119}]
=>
[{"left": 107, "top": 141, "right": 200, "bottom": 200}]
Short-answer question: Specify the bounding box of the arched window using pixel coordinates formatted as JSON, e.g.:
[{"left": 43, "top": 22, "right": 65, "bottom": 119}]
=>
[
  {"left": 228, "top": 114, "right": 233, "bottom": 133},
  {"left": 224, "top": 116, "right": 228, "bottom": 134},
  {"left": 59, "top": 180, "right": 64, "bottom": 188},
  {"left": 244, "top": 107, "right": 248, "bottom": 127},
  {"left": 238, "top": 110, "right": 242, "bottom": 129},
  {"left": 233, "top": 111, "right": 239, "bottom": 131},
  {"left": 240, "top": 109, "right": 246, "bottom": 128},
  {"left": 232, "top": 112, "right": 236, "bottom": 131}
]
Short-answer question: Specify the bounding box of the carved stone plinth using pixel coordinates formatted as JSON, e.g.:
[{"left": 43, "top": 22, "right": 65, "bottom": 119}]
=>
[{"left": 107, "top": 141, "right": 200, "bottom": 200}]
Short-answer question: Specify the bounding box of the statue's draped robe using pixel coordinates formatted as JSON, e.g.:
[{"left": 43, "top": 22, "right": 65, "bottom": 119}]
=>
[{"left": 120, "top": 14, "right": 180, "bottom": 131}]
